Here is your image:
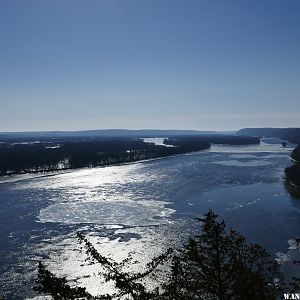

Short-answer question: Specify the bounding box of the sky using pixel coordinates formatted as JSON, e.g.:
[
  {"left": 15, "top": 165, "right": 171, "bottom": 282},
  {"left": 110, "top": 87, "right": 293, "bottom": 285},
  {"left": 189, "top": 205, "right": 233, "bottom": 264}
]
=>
[{"left": 0, "top": 0, "right": 299, "bottom": 132}]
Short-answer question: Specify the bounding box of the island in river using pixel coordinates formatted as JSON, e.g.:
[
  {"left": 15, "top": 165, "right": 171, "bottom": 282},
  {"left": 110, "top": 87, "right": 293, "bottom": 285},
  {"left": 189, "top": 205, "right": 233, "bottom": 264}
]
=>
[{"left": 0, "top": 133, "right": 259, "bottom": 176}]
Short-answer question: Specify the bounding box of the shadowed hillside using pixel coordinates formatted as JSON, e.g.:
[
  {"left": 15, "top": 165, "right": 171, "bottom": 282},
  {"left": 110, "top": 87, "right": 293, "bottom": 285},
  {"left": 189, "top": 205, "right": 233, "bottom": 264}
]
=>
[
  {"left": 285, "top": 145, "right": 300, "bottom": 199},
  {"left": 237, "top": 128, "right": 300, "bottom": 144}
]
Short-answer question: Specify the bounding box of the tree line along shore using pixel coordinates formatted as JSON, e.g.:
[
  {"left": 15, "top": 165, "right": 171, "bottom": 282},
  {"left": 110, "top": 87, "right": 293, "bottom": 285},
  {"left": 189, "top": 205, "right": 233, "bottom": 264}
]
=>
[{"left": 0, "top": 135, "right": 259, "bottom": 176}]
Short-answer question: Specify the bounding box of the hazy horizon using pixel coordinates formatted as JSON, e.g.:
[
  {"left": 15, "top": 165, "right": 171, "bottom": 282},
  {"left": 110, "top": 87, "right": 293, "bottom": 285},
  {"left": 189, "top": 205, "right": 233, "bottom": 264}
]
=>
[
  {"left": 1, "top": 126, "right": 300, "bottom": 136},
  {"left": 1, "top": 1, "right": 299, "bottom": 131}
]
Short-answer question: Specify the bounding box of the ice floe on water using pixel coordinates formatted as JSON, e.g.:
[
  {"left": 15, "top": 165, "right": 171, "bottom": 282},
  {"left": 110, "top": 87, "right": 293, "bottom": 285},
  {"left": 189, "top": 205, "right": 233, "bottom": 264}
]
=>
[
  {"left": 213, "top": 160, "right": 272, "bottom": 167},
  {"left": 228, "top": 154, "right": 259, "bottom": 159},
  {"left": 38, "top": 199, "right": 175, "bottom": 226},
  {"left": 210, "top": 140, "right": 294, "bottom": 153}
]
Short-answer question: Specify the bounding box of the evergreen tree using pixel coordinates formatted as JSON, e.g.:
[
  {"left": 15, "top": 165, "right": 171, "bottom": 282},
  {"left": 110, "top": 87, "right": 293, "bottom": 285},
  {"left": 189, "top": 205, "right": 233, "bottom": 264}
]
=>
[{"left": 163, "top": 210, "right": 283, "bottom": 300}]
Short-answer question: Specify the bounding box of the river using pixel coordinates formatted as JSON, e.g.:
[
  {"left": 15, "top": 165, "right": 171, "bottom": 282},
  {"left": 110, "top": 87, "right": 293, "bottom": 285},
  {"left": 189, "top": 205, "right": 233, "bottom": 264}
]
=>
[{"left": 0, "top": 139, "right": 300, "bottom": 299}]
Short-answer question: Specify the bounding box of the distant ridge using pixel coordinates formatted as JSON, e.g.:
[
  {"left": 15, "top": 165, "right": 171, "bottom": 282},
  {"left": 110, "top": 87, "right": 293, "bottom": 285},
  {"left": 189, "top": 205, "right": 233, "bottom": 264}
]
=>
[
  {"left": 236, "top": 127, "right": 300, "bottom": 144},
  {"left": 0, "top": 129, "right": 232, "bottom": 139}
]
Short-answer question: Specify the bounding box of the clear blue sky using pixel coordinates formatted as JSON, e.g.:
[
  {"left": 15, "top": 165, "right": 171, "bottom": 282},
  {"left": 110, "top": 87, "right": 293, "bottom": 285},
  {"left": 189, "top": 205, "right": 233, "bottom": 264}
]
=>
[{"left": 0, "top": 0, "right": 299, "bottom": 132}]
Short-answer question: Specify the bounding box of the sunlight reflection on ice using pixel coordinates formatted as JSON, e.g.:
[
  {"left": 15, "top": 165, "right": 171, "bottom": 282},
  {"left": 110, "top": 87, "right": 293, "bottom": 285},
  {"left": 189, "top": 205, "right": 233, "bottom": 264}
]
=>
[
  {"left": 28, "top": 163, "right": 176, "bottom": 226},
  {"left": 15, "top": 163, "right": 147, "bottom": 190},
  {"left": 27, "top": 220, "right": 192, "bottom": 298}
]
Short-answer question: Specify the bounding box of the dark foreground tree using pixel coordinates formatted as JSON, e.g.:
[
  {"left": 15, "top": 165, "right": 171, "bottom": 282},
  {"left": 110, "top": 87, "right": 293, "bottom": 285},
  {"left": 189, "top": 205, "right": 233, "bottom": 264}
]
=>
[
  {"left": 34, "top": 211, "right": 284, "bottom": 300},
  {"left": 284, "top": 145, "right": 300, "bottom": 199},
  {"left": 162, "top": 210, "right": 283, "bottom": 300}
]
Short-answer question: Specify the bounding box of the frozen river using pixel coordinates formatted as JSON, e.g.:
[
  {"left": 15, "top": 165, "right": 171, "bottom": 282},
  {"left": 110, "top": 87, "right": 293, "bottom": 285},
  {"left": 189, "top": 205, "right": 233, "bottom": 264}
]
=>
[{"left": 1, "top": 140, "right": 300, "bottom": 299}]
